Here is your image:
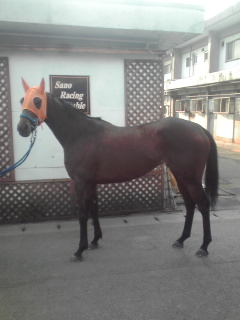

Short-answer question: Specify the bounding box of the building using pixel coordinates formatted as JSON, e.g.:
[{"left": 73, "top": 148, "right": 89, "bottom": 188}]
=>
[
  {"left": 0, "top": 0, "right": 204, "bottom": 221},
  {"left": 164, "top": 1, "right": 240, "bottom": 144}
]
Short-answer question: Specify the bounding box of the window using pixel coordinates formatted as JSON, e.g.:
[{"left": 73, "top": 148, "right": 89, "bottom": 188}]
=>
[
  {"left": 191, "top": 99, "right": 204, "bottom": 113},
  {"left": 192, "top": 54, "right": 198, "bottom": 65},
  {"left": 226, "top": 39, "right": 240, "bottom": 61},
  {"left": 186, "top": 57, "right": 191, "bottom": 67},
  {"left": 164, "top": 63, "right": 171, "bottom": 74},
  {"left": 204, "top": 51, "right": 208, "bottom": 61},
  {"left": 213, "top": 98, "right": 234, "bottom": 113},
  {"left": 226, "top": 42, "right": 234, "bottom": 61},
  {"left": 175, "top": 100, "right": 190, "bottom": 112}
]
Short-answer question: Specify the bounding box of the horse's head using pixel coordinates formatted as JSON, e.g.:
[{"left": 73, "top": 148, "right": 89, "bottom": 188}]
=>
[{"left": 17, "top": 78, "right": 47, "bottom": 137}]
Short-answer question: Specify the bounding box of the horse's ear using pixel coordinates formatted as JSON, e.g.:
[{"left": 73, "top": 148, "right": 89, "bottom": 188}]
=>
[
  {"left": 22, "top": 78, "right": 30, "bottom": 93},
  {"left": 39, "top": 78, "right": 45, "bottom": 95}
]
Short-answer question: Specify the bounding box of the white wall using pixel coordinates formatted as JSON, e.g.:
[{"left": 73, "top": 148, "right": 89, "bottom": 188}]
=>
[
  {"left": 181, "top": 45, "right": 208, "bottom": 78},
  {"left": 214, "top": 113, "right": 234, "bottom": 140},
  {"left": 190, "top": 113, "right": 207, "bottom": 128},
  {"left": 3, "top": 49, "right": 153, "bottom": 181}
]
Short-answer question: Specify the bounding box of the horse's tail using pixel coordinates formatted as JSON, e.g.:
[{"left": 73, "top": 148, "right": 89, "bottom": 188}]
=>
[{"left": 203, "top": 128, "right": 219, "bottom": 209}]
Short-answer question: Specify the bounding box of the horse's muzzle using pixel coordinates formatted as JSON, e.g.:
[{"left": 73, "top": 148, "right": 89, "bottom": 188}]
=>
[{"left": 17, "top": 117, "right": 32, "bottom": 137}]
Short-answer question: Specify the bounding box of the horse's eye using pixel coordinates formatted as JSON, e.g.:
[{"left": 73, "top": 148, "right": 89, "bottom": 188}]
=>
[
  {"left": 20, "top": 97, "right": 24, "bottom": 105},
  {"left": 33, "top": 97, "right": 42, "bottom": 109}
]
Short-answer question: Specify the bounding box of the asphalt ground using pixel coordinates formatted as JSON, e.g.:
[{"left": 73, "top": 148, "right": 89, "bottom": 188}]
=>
[
  {"left": 1, "top": 141, "right": 240, "bottom": 320},
  {"left": 216, "top": 141, "right": 240, "bottom": 211}
]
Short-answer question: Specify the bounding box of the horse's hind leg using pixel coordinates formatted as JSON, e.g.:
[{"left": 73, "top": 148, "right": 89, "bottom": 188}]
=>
[
  {"left": 186, "top": 183, "right": 212, "bottom": 257},
  {"left": 89, "top": 189, "right": 102, "bottom": 249},
  {"left": 172, "top": 177, "right": 196, "bottom": 249}
]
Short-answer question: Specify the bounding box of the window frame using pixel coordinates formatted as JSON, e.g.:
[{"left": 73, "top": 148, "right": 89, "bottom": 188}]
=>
[
  {"left": 213, "top": 97, "right": 234, "bottom": 114},
  {"left": 191, "top": 99, "right": 205, "bottom": 113},
  {"left": 175, "top": 99, "right": 190, "bottom": 113}
]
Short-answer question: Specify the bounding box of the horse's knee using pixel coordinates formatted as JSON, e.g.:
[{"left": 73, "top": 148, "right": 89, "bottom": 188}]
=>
[{"left": 79, "top": 215, "right": 88, "bottom": 222}]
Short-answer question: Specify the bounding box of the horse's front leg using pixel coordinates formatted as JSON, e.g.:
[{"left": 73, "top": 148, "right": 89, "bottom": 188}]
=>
[
  {"left": 71, "top": 180, "right": 94, "bottom": 262},
  {"left": 89, "top": 189, "right": 102, "bottom": 249}
]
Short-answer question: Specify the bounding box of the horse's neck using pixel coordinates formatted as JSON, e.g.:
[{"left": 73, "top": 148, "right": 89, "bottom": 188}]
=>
[{"left": 45, "top": 95, "right": 88, "bottom": 148}]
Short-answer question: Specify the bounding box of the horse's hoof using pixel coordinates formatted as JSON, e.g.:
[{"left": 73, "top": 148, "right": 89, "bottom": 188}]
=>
[
  {"left": 195, "top": 248, "right": 208, "bottom": 257},
  {"left": 172, "top": 240, "right": 184, "bottom": 249},
  {"left": 88, "top": 242, "right": 99, "bottom": 250},
  {"left": 70, "top": 255, "right": 83, "bottom": 263}
]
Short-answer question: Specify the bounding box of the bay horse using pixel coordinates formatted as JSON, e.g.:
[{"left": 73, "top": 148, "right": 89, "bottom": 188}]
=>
[{"left": 17, "top": 78, "right": 218, "bottom": 261}]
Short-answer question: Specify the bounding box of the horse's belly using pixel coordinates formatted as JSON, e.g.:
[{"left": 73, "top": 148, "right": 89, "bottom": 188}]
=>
[
  {"left": 93, "top": 129, "right": 165, "bottom": 183},
  {"left": 95, "top": 156, "right": 162, "bottom": 184}
]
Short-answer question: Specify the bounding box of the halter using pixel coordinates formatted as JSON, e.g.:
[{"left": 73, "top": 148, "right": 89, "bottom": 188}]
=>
[{"left": 20, "top": 112, "right": 39, "bottom": 128}]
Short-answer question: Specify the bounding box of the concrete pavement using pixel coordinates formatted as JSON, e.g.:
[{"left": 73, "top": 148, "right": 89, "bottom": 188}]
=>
[
  {"left": 216, "top": 140, "right": 240, "bottom": 159},
  {"left": 1, "top": 209, "right": 240, "bottom": 320}
]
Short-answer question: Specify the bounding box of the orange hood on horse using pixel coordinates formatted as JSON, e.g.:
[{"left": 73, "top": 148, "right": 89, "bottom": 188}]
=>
[{"left": 21, "top": 78, "right": 47, "bottom": 125}]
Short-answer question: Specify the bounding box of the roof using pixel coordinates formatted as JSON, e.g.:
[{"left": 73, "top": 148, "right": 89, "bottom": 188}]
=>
[{"left": 0, "top": 0, "right": 204, "bottom": 53}]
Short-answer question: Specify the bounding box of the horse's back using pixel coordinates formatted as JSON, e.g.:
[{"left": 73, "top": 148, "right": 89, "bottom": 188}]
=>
[{"left": 158, "top": 117, "right": 207, "bottom": 136}]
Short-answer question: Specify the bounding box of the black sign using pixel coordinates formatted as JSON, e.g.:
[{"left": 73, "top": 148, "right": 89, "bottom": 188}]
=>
[{"left": 50, "top": 75, "right": 90, "bottom": 114}]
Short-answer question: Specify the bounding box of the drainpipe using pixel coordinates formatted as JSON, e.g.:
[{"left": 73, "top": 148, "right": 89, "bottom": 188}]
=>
[
  {"left": 233, "top": 98, "right": 236, "bottom": 143},
  {"left": 189, "top": 47, "right": 192, "bottom": 77}
]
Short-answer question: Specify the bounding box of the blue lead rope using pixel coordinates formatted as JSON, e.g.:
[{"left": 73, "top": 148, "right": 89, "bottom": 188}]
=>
[{"left": 0, "top": 129, "right": 37, "bottom": 178}]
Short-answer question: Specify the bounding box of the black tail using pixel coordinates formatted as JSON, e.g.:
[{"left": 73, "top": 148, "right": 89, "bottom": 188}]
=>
[{"left": 203, "top": 129, "right": 219, "bottom": 209}]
